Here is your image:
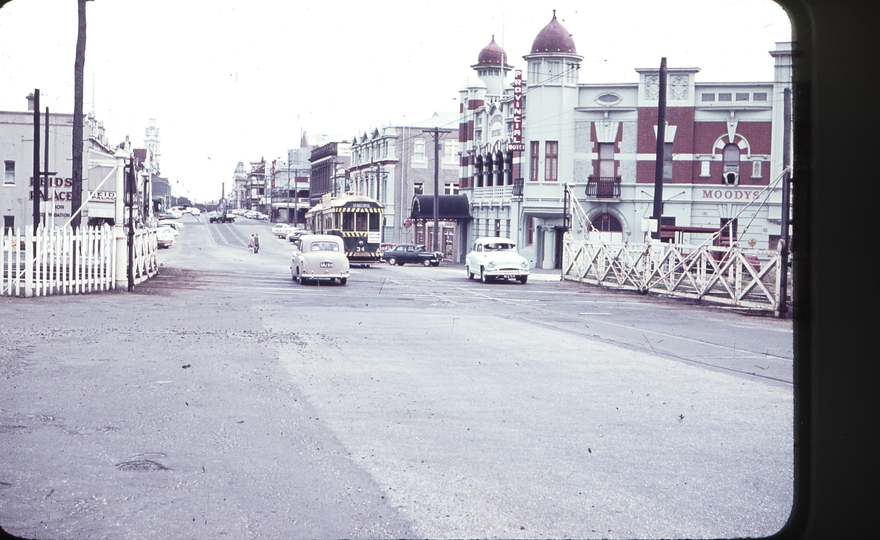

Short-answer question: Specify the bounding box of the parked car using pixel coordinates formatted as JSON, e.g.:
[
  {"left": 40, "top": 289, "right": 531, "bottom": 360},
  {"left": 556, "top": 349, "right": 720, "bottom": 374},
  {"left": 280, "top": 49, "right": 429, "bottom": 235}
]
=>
[
  {"left": 272, "top": 223, "right": 295, "bottom": 238},
  {"left": 154, "top": 227, "right": 176, "bottom": 248},
  {"left": 291, "top": 234, "right": 350, "bottom": 285},
  {"left": 159, "top": 221, "right": 182, "bottom": 232},
  {"left": 286, "top": 229, "right": 313, "bottom": 242},
  {"left": 465, "top": 237, "right": 530, "bottom": 283},
  {"left": 382, "top": 243, "right": 443, "bottom": 266},
  {"left": 157, "top": 223, "right": 180, "bottom": 236}
]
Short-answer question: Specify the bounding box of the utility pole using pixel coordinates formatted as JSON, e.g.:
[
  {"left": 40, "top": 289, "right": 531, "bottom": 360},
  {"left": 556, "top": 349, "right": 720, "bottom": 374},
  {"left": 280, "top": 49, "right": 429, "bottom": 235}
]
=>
[
  {"left": 423, "top": 127, "right": 451, "bottom": 251},
  {"left": 71, "top": 0, "right": 87, "bottom": 230},
  {"left": 44, "top": 106, "right": 49, "bottom": 227},
  {"left": 32, "top": 89, "right": 40, "bottom": 230},
  {"left": 778, "top": 87, "right": 792, "bottom": 318},
  {"left": 651, "top": 58, "right": 667, "bottom": 240}
]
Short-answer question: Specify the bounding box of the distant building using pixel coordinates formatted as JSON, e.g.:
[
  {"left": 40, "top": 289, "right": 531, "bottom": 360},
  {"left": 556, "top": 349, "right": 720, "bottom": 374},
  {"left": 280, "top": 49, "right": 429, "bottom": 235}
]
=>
[
  {"left": 1, "top": 94, "right": 118, "bottom": 231},
  {"left": 269, "top": 132, "right": 313, "bottom": 224},
  {"left": 348, "top": 113, "right": 464, "bottom": 258},
  {"left": 308, "top": 141, "right": 350, "bottom": 207},
  {"left": 232, "top": 161, "right": 247, "bottom": 210}
]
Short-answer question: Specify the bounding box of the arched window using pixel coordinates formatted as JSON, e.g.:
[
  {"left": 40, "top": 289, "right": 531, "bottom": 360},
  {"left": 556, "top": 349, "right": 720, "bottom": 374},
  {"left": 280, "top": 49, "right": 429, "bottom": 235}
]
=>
[
  {"left": 723, "top": 143, "right": 740, "bottom": 174},
  {"left": 592, "top": 213, "right": 622, "bottom": 232}
]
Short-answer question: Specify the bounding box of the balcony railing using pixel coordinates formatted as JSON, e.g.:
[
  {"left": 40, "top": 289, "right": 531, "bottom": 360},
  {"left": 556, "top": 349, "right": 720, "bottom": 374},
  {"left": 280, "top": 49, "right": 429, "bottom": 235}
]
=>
[{"left": 586, "top": 176, "right": 621, "bottom": 198}]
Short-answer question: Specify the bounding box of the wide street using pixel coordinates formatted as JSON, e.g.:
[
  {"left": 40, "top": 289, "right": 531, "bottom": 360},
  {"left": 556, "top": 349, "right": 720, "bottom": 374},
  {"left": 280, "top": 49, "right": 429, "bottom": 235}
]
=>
[{"left": 1, "top": 214, "right": 794, "bottom": 539}]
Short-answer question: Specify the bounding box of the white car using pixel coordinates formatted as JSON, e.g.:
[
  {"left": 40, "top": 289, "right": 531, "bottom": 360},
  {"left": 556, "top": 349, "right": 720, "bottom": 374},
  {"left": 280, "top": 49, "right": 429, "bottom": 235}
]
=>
[
  {"left": 154, "top": 227, "right": 176, "bottom": 248},
  {"left": 291, "top": 234, "right": 350, "bottom": 285},
  {"left": 272, "top": 223, "right": 295, "bottom": 238},
  {"left": 465, "top": 237, "right": 530, "bottom": 284}
]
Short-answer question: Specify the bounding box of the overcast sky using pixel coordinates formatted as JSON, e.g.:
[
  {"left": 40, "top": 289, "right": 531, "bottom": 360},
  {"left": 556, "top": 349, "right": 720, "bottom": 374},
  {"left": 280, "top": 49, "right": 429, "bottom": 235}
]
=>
[{"left": 0, "top": 0, "right": 791, "bottom": 202}]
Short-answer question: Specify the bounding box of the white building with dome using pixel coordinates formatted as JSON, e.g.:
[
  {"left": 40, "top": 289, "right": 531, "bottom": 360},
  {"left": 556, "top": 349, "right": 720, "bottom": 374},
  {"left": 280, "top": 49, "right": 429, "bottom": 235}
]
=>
[{"left": 458, "top": 12, "right": 793, "bottom": 270}]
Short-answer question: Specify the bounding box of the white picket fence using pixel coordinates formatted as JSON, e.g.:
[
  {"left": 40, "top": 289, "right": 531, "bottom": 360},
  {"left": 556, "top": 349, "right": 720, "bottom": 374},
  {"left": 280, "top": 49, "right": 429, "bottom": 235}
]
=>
[
  {"left": 1, "top": 224, "right": 158, "bottom": 297},
  {"left": 562, "top": 238, "right": 792, "bottom": 315}
]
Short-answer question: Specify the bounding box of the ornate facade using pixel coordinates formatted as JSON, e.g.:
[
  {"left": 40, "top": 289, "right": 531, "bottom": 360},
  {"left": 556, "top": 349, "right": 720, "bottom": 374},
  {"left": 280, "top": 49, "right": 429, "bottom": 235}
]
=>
[{"left": 459, "top": 12, "right": 793, "bottom": 269}]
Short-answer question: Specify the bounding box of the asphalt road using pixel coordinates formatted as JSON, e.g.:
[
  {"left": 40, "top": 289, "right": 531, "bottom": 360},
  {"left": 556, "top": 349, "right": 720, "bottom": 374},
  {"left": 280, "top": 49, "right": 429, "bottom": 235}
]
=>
[{"left": 0, "top": 215, "right": 794, "bottom": 539}]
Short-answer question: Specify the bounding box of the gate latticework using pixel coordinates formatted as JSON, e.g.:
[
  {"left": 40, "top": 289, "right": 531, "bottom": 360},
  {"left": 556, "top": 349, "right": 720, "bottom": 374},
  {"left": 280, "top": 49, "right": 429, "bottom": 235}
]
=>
[{"left": 562, "top": 238, "right": 789, "bottom": 314}]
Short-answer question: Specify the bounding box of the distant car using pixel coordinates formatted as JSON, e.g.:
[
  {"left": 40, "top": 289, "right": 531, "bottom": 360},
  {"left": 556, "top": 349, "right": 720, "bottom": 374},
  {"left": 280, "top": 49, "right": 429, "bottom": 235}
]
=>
[
  {"left": 255, "top": 213, "right": 269, "bottom": 221},
  {"left": 189, "top": 208, "right": 201, "bottom": 216},
  {"left": 287, "top": 229, "right": 313, "bottom": 242},
  {"left": 155, "top": 227, "right": 176, "bottom": 248},
  {"left": 382, "top": 243, "right": 443, "bottom": 267},
  {"left": 159, "top": 221, "right": 183, "bottom": 232},
  {"left": 465, "top": 237, "right": 530, "bottom": 283},
  {"left": 157, "top": 223, "right": 180, "bottom": 236},
  {"left": 272, "top": 223, "right": 295, "bottom": 238},
  {"left": 291, "top": 234, "right": 350, "bottom": 285}
]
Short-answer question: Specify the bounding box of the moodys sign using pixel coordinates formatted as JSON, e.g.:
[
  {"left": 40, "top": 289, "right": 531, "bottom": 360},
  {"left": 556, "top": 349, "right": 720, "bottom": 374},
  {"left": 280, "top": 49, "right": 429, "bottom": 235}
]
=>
[
  {"left": 508, "top": 70, "right": 525, "bottom": 152},
  {"left": 700, "top": 188, "right": 763, "bottom": 201}
]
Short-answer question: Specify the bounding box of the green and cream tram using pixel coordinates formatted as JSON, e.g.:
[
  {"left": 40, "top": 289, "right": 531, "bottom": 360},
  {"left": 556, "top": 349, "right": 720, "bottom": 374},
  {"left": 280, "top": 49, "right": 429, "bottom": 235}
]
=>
[{"left": 305, "top": 193, "right": 384, "bottom": 265}]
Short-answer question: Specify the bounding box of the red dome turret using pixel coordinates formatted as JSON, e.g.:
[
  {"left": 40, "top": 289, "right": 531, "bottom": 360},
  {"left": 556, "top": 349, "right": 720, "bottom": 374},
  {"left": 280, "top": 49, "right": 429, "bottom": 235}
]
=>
[
  {"left": 472, "top": 36, "right": 511, "bottom": 70},
  {"left": 530, "top": 10, "right": 577, "bottom": 54}
]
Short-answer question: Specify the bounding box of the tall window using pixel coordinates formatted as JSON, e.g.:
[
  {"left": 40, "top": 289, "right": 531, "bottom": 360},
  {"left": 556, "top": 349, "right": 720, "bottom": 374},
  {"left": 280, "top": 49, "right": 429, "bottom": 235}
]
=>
[
  {"left": 723, "top": 143, "right": 740, "bottom": 174},
  {"left": 663, "top": 142, "right": 673, "bottom": 182},
  {"left": 598, "top": 143, "right": 615, "bottom": 177},
  {"left": 413, "top": 139, "right": 426, "bottom": 163},
  {"left": 752, "top": 160, "right": 762, "bottom": 178},
  {"left": 544, "top": 141, "right": 558, "bottom": 181},
  {"left": 444, "top": 140, "right": 457, "bottom": 164},
  {"left": 526, "top": 216, "right": 534, "bottom": 246},
  {"left": 529, "top": 141, "right": 539, "bottom": 181},
  {"left": 4, "top": 161, "right": 14, "bottom": 185}
]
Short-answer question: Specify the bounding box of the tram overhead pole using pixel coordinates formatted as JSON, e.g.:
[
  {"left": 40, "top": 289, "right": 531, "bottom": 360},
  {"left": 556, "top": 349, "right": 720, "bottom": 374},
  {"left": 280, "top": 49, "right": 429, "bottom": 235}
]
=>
[{"left": 423, "top": 126, "right": 451, "bottom": 252}]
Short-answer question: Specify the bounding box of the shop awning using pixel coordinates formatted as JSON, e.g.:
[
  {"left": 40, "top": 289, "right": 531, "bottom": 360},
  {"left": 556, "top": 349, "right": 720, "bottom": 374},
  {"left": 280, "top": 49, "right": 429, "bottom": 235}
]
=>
[{"left": 410, "top": 194, "right": 471, "bottom": 220}]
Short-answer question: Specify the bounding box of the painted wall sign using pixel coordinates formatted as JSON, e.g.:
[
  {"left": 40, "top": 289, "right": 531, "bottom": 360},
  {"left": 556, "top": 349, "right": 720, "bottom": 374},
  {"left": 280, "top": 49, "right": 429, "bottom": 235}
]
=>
[
  {"left": 510, "top": 69, "right": 524, "bottom": 151},
  {"left": 700, "top": 189, "right": 763, "bottom": 200}
]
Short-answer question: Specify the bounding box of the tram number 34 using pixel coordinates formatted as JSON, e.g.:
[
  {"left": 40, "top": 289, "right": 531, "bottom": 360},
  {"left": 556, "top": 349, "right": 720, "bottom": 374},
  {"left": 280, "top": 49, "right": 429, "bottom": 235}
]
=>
[{"left": 355, "top": 246, "right": 365, "bottom": 252}]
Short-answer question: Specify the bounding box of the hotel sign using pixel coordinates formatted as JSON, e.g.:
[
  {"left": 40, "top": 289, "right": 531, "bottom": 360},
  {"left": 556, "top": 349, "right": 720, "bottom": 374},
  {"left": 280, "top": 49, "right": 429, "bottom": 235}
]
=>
[{"left": 508, "top": 70, "right": 525, "bottom": 152}]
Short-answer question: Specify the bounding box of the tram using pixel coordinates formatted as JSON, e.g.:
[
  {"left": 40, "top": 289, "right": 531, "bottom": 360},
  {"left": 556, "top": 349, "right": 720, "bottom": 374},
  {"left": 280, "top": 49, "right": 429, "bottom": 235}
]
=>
[{"left": 304, "top": 193, "right": 384, "bottom": 265}]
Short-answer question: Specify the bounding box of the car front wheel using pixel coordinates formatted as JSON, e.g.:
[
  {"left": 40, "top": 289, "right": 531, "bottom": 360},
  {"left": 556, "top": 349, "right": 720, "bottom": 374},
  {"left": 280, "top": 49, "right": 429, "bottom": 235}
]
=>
[
  {"left": 339, "top": 277, "right": 347, "bottom": 285},
  {"left": 422, "top": 258, "right": 432, "bottom": 267},
  {"left": 386, "top": 257, "right": 397, "bottom": 266},
  {"left": 467, "top": 266, "right": 474, "bottom": 279},
  {"left": 518, "top": 275, "right": 528, "bottom": 284},
  {"left": 481, "top": 267, "right": 490, "bottom": 283}
]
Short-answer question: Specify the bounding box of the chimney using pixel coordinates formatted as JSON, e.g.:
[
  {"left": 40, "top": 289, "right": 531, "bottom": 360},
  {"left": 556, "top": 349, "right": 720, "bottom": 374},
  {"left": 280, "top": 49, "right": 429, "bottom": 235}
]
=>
[{"left": 26, "top": 93, "right": 35, "bottom": 111}]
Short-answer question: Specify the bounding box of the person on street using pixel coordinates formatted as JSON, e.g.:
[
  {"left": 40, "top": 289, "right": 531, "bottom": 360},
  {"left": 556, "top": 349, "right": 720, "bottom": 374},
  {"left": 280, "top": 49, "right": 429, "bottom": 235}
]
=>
[
  {"left": 254, "top": 234, "right": 260, "bottom": 254},
  {"left": 248, "top": 235, "right": 255, "bottom": 253}
]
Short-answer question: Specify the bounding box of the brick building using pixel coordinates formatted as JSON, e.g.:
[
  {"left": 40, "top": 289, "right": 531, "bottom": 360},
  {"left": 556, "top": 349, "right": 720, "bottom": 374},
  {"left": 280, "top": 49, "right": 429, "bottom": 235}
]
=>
[{"left": 459, "top": 12, "right": 793, "bottom": 269}]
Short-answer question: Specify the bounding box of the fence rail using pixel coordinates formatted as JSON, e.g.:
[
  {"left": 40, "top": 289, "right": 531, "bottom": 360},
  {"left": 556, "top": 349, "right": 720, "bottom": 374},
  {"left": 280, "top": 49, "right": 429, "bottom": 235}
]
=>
[
  {"left": 562, "top": 237, "right": 791, "bottom": 315},
  {"left": 2, "top": 224, "right": 158, "bottom": 297}
]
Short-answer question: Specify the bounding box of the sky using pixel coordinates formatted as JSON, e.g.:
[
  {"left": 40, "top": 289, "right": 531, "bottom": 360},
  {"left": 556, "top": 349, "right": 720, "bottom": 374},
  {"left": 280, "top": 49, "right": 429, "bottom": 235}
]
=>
[{"left": 0, "top": 0, "right": 791, "bottom": 203}]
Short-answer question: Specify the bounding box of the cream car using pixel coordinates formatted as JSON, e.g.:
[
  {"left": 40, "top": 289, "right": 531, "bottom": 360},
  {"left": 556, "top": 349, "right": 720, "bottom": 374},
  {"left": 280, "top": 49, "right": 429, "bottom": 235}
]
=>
[
  {"left": 465, "top": 237, "right": 530, "bottom": 284},
  {"left": 291, "top": 234, "right": 350, "bottom": 285}
]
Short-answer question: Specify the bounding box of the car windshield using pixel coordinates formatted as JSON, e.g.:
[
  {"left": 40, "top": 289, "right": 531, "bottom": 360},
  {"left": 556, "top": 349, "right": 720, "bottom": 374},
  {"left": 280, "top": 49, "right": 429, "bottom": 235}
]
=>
[
  {"left": 310, "top": 242, "right": 339, "bottom": 252},
  {"left": 484, "top": 243, "right": 515, "bottom": 251}
]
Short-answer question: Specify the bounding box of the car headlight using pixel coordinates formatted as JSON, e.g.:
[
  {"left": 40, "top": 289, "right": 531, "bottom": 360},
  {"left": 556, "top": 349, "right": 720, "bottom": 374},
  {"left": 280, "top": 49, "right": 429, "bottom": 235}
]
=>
[
  {"left": 521, "top": 261, "right": 528, "bottom": 269},
  {"left": 488, "top": 261, "right": 496, "bottom": 269}
]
